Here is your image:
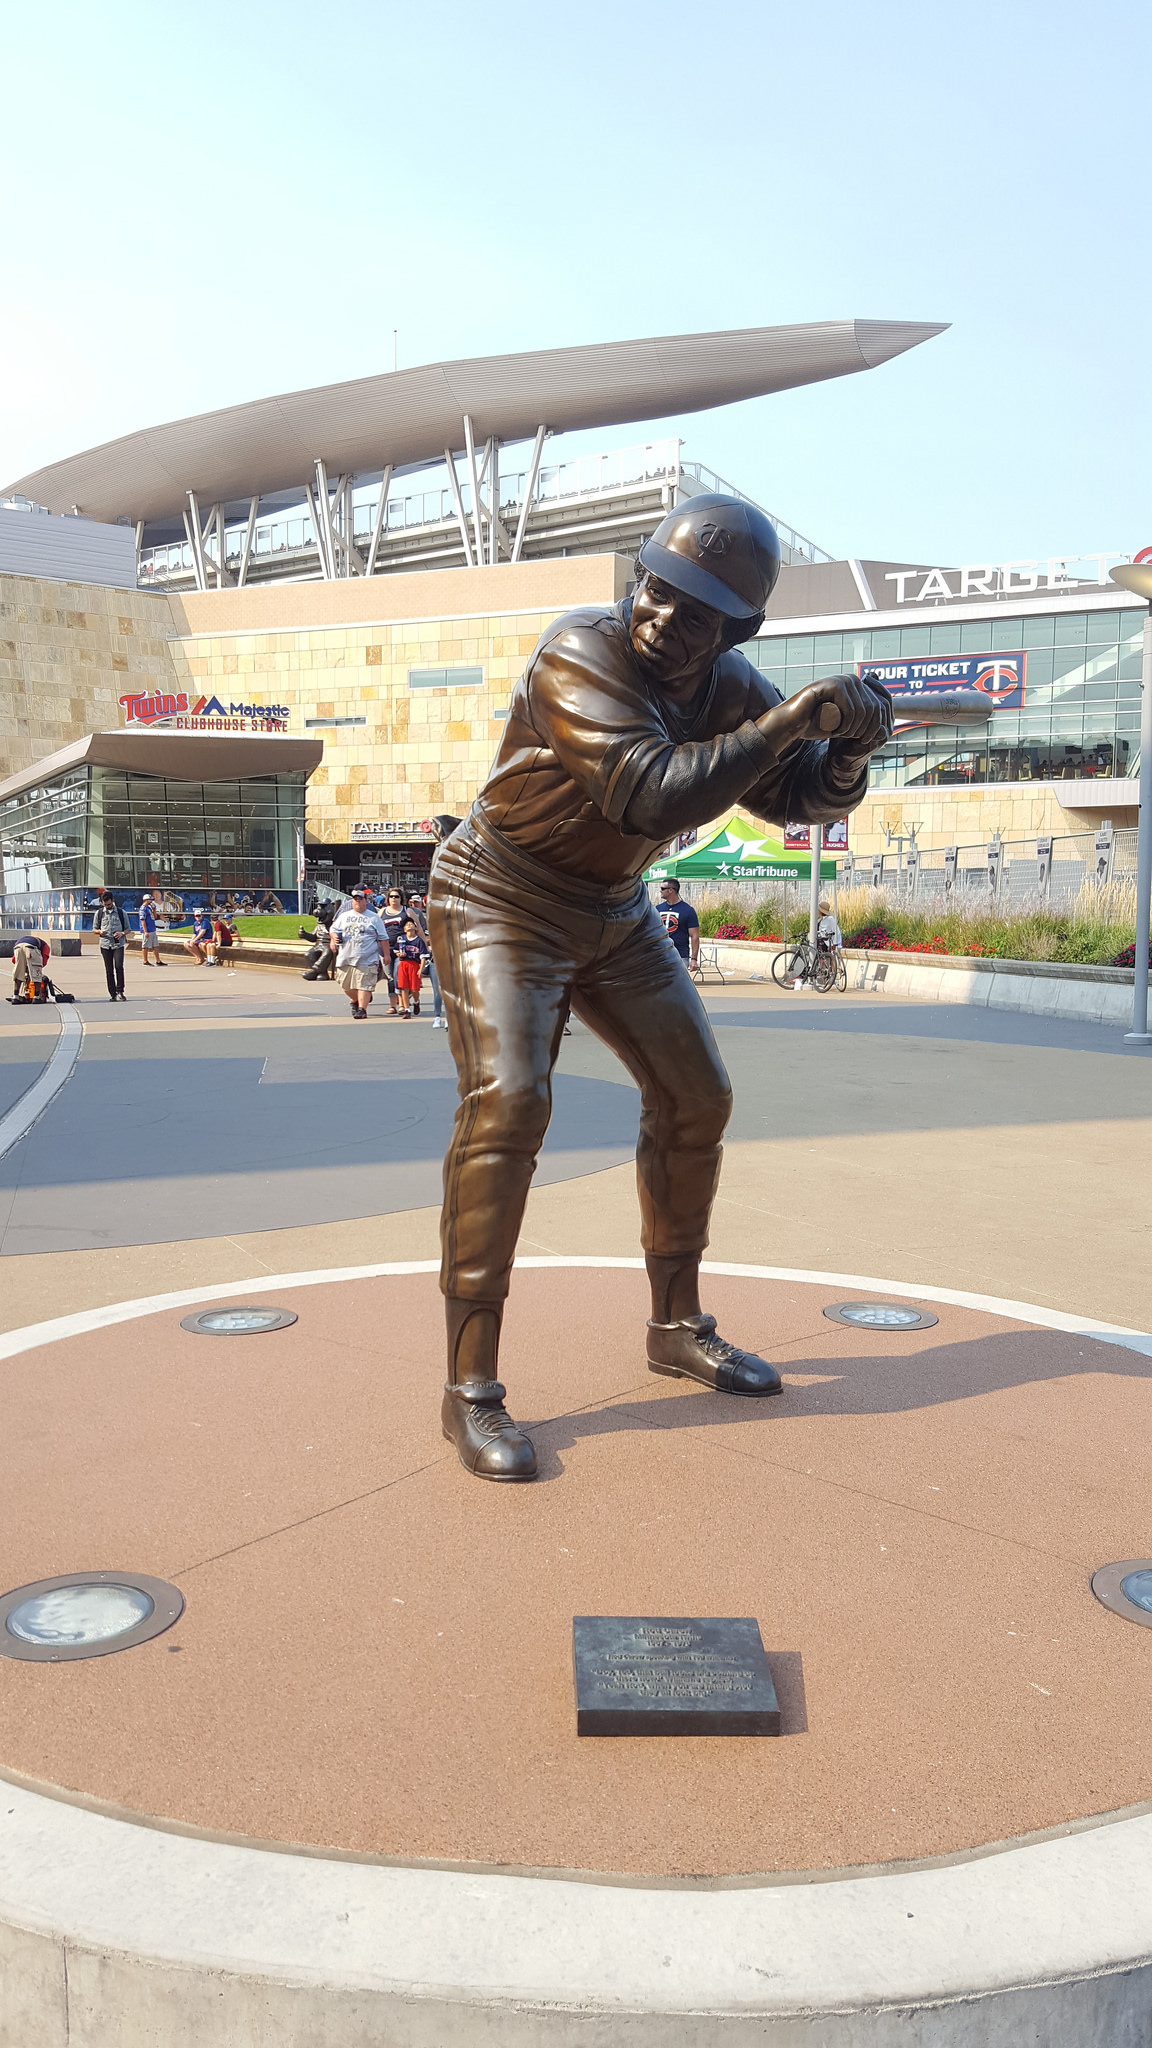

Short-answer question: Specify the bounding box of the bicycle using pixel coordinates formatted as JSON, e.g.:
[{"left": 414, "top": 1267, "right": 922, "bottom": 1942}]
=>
[{"left": 771, "top": 933, "right": 846, "bottom": 992}]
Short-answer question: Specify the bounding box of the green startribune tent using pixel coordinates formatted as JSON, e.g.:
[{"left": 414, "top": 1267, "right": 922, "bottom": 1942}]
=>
[{"left": 644, "top": 814, "right": 837, "bottom": 884}]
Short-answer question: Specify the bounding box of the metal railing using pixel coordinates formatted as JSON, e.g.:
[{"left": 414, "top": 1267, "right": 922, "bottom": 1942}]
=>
[
  {"left": 136, "top": 438, "right": 832, "bottom": 583},
  {"left": 838, "top": 825, "right": 1139, "bottom": 909}
]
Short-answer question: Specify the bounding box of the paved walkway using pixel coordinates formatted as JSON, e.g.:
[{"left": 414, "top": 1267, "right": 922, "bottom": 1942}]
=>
[{"left": 1, "top": 949, "right": 1149, "bottom": 1332}]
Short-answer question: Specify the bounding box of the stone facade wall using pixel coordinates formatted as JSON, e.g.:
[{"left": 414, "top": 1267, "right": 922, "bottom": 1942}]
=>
[
  {"left": 166, "top": 556, "right": 631, "bottom": 840},
  {"left": 0, "top": 574, "right": 185, "bottom": 786}
]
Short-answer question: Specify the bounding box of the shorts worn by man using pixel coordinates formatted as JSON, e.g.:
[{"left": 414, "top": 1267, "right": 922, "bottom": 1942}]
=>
[{"left": 429, "top": 493, "right": 892, "bottom": 1481}]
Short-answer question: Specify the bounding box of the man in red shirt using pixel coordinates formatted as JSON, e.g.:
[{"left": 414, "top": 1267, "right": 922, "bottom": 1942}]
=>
[{"left": 429, "top": 495, "right": 891, "bottom": 1481}]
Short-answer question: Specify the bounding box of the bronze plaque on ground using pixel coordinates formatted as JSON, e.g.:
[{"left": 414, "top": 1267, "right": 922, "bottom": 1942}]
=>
[{"left": 573, "top": 1616, "right": 780, "bottom": 1736}]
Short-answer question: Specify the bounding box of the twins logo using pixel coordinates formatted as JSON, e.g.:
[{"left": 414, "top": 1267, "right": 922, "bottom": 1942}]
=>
[
  {"left": 972, "top": 659, "right": 1023, "bottom": 706},
  {"left": 120, "top": 692, "right": 289, "bottom": 725},
  {"left": 695, "top": 524, "right": 731, "bottom": 558}
]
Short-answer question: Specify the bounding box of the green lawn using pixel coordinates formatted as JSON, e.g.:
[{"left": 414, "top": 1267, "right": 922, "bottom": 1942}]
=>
[{"left": 229, "top": 915, "right": 310, "bottom": 943}]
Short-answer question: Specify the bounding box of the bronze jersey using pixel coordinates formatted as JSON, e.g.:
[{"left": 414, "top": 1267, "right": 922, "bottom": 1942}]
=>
[{"left": 476, "top": 601, "right": 863, "bottom": 886}]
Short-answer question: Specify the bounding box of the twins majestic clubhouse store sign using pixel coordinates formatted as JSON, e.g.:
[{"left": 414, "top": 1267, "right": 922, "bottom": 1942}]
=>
[{"left": 119, "top": 691, "right": 289, "bottom": 732}]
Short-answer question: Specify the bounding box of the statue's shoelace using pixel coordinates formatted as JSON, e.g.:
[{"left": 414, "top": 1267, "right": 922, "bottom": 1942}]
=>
[
  {"left": 472, "top": 1402, "right": 517, "bottom": 1437},
  {"left": 702, "top": 1333, "right": 744, "bottom": 1366}
]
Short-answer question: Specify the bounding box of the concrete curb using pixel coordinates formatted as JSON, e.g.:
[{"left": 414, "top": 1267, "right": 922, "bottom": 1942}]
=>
[
  {"left": 2, "top": 1261, "right": 1152, "bottom": 2043},
  {"left": 710, "top": 942, "right": 1138, "bottom": 1027},
  {"left": 3, "top": 1779, "right": 1152, "bottom": 2045}
]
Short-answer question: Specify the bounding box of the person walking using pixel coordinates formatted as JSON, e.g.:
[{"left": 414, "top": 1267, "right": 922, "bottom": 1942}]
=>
[
  {"left": 138, "top": 891, "right": 166, "bottom": 967},
  {"left": 393, "top": 916, "right": 431, "bottom": 1017},
  {"left": 380, "top": 886, "right": 407, "bottom": 1015},
  {"left": 405, "top": 892, "right": 445, "bottom": 1024},
  {"left": 656, "top": 878, "right": 700, "bottom": 971},
  {"left": 96, "top": 891, "right": 130, "bottom": 1000},
  {"left": 329, "top": 886, "right": 391, "bottom": 1020}
]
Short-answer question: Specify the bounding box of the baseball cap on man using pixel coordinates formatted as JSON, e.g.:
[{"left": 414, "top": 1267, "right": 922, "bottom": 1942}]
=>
[
  {"left": 350, "top": 887, "right": 367, "bottom": 899},
  {"left": 637, "top": 493, "right": 781, "bottom": 622}
]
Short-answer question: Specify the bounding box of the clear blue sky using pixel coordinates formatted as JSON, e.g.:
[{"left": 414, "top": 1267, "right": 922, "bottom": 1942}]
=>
[{"left": 2, "top": 0, "right": 1148, "bottom": 565}]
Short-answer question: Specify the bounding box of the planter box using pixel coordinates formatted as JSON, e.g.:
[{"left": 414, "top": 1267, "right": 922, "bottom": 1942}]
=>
[{"left": 707, "top": 940, "right": 1135, "bottom": 1028}]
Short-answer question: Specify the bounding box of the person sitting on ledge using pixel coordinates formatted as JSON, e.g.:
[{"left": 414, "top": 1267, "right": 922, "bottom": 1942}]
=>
[{"left": 428, "top": 494, "right": 892, "bottom": 1482}]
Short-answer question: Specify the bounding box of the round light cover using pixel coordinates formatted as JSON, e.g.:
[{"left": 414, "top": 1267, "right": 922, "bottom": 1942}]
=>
[
  {"left": 1110, "top": 563, "right": 1152, "bottom": 603},
  {"left": 0, "top": 1572, "right": 184, "bottom": 1661},
  {"left": 823, "top": 1302, "right": 938, "bottom": 1330},
  {"left": 180, "top": 1306, "right": 297, "bottom": 1336},
  {"left": 1092, "top": 1561, "right": 1152, "bottom": 1630}
]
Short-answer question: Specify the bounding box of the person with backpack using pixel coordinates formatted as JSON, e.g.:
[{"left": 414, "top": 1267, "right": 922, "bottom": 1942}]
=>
[{"left": 96, "top": 891, "right": 131, "bottom": 1000}]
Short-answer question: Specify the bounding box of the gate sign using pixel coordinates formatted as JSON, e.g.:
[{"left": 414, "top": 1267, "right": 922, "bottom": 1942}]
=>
[{"left": 859, "top": 653, "right": 1026, "bottom": 710}]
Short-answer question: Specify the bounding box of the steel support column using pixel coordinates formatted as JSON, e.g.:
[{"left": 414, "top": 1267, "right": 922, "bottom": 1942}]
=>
[
  {"left": 443, "top": 450, "right": 474, "bottom": 568},
  {"left": 237, "top": 497, "right": 259, "bottom": 587},
  {"left": 510, "top": 425, "right": 547, "bottom": 563},
  {"left": 463, "top": 414, "right": 485, "bottom": 567},
  {"left": 365, "top": 465, "right": 393, "bottom": 577},
  {"left": 184, "top": 491, "right": 209, "bottom": 592}
]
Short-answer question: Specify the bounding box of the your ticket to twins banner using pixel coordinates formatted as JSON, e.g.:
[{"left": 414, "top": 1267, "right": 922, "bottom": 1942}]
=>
[{"left": 858, "top": 653, "right": 1027, "bottom": 710}]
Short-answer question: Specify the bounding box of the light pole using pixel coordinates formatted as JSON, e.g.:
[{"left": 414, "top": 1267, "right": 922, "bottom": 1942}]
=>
[{"left": 1109, "top": 564, "right": 1152, "bottom": 1044}]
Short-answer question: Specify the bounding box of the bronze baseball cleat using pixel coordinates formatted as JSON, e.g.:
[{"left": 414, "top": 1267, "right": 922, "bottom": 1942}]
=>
[
  {"left": 441, "top": 1380, "right": 538, "bottom": 1481},
  {"left": 647, "top": 1314, "right": 783, "bottom": 1396}
]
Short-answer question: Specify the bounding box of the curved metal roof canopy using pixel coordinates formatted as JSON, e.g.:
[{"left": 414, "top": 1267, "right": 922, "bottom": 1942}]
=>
[{"left": 4, "top": 320, "right": 946, "bottom": 524}]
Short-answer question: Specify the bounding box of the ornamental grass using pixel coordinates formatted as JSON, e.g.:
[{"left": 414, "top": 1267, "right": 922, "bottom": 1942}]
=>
[{"left": 698, "top": 882, "right": 1146, "bottom": 967}]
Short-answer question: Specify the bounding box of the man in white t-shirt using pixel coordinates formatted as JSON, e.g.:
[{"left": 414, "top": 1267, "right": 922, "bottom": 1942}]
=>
[{"left": 329, "top": 887, "right": 391, "bottom": 1020}]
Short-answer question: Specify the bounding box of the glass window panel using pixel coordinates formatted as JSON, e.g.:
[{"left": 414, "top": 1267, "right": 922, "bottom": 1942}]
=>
[
  {"left": 959, "top": 621, "right": 991, "bottom": 652},
  {"left": 783, "top": 636, "right": 814, "bottom": 665},
  {"left": 1053, "top": 613, "right": 1088, "bottom": 645},
  {"left": 812, "top": 634, "right": 843, "bottom": 668},
  {"left": 868, "top": 629, "right": 902, "bottom": 658},
  {"left": 784, "top": 667, "right": 814, "bottom": 696},
  {"left": 844, "top": 631, "right": 873, "bottom": 666},
  {"left": 928, "top": 622, "right": 962, "bottom": 654},
  {"left": 1119, "top": 647, "right": 1144, "bottom": 680},
  {"left": 898, "top": 626, "right": 932, "bottom": 656},
  {"left": 1019, "top": 615, "right": 1057, "bottom": 648},
  {"left": 991, "top": 618, "right": 1027, "bottom": 651},
  {"left": 1119, "top": 610, "right": 1145, "bottom": 645},
  {"left": 1083, "top": 652, "right": 1118, "bottom": 683},
  {"left": 1085, "top": 610, "right": 1122, "bottom": 644},
  {"left": 1053, "top": 648, "right": 1088, "bottom": 682},
  {"left": 1023, "top": 649, "right": 1054, "bottom": 689}
]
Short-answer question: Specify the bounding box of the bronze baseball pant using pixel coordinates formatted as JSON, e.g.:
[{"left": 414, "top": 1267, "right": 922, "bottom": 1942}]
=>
[{"left": 428, "top": 811, "right": 732, "bottom": 1305}]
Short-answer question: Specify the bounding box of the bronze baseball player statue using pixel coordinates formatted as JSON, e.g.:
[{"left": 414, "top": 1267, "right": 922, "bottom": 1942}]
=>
[{"left": 428, "top": 494, "right": 892, "bottom": 1480}]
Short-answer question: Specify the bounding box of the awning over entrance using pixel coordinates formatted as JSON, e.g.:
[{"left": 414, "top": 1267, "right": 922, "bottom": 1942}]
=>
[
  {"left": 644, "top": 814, "right": 837, "bottom": 883},
  {"left": 0, "top": 729, "right": 322, "bottom": 803}
]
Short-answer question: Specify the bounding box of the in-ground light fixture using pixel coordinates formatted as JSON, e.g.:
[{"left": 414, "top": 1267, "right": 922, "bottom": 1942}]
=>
[
  {"left": 180, "top": 1306, "right": 298, "bottom": 1335},
  {"left": 823, "top": 1301, "right": 939, "bottom": 1331},
  {"left": 0, "top": 1571, "right": 184, "bottom": 1662}
]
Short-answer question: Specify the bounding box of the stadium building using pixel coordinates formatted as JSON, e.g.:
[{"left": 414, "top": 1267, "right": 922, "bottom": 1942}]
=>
[{"left": 2, "top": 316, "right": 1142, "bottom": 917}]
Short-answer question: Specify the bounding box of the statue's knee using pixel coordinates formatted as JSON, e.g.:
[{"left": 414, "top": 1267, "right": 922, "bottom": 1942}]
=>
[
  {"left": 687, "top": 1073, "right": 732, "bottom": 1148},
  {"left": 495, "top": 1078, "right": 554, "bottom": 1148}
]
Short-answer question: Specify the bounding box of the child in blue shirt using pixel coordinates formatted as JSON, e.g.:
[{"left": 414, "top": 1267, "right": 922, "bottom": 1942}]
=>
[{"left": 393, "top": 918, "right": 431, "bottom": 1018}]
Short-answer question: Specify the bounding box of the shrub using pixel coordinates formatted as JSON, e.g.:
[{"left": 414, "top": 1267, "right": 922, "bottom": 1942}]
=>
[{"left": 698, "top": 899, "right": 743, "bottom": 937}]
